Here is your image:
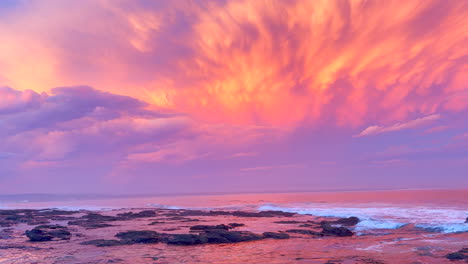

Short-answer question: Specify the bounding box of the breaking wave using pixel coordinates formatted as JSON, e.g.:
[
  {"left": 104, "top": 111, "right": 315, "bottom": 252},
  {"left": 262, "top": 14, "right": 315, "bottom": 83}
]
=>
[{"left": 257, "top": 204, "right": 467, "bottom": 234}]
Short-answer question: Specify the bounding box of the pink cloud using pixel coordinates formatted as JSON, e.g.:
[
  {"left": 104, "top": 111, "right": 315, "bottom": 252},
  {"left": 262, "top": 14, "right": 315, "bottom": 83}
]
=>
[
  {"left": 355, "top": 114, "right": 441, "bottom": 137},
  {"left": 240, "top": 164, "right": 305, "bottom": 172}
]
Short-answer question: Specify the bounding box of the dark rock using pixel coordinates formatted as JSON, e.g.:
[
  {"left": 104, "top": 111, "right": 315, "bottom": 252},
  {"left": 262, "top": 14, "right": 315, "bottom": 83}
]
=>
[
  {"left": 149, "top": 221, "right": 166, "bottom": 225},
  {"left": 82, "top": 213, "right": 119, "bottom": 222},
  {"left": 263, "top": 232, "right": 290, "bottom": 239},
  {"left": 203, "top": 230, "right": 263, "bottom": 243},
  {"left": 37, "top": 209, "right": 78, "bottom": 216},
  {"left": 190, "top": 224, "right": 231, "bottom": 231},
  {"left": 285, "top": 229, "right": 321, "bottom": 236},
  {"left": 465, "top": 217, "right": 467, "bottom": 223},
  {"left": 232, "top": 210, "right": 295, "bottom": 217},
  {"left": 320, "top": 223, "right": 353, "bottom": 237},
  {"left": 162, "top": 228, "right": 181, "bottom": 231},
  {"left": 115, "top": 230, "right": 160, "bottom": 244},
  {"left": 0, "top": 228, "right": 14, "bottom": 239},
  {"left": 446, "top": 248, "right": 468, "bottom": 260},
  {"left": 334, "top": 217, "right": 360, "bottom": 226},
  {"left": 117, "top": 210, "right": 157, "bottom": 219},
  {"left": 167, "top": 216, "right": 189, "bottom": 220},
  {"left": 228, "top": 223, "right": 245, "bottom": 228},
  {"left": 165, "top": 234, "right": 208, "bottom": 245},
  {"left": 298, "top": 224, "right": 314, "bottom": 227},
  {"left": 274, "top": 220, "right": 304, "bottom": 224},
  {"left": 80, "top": 239, "right": 124, "bottom": 247},
  {"left": 25, "top": 225, "right": 71, "bottom": 242},
  {"left": 68, "top": 220, "right": 114, "bottom": 229}
]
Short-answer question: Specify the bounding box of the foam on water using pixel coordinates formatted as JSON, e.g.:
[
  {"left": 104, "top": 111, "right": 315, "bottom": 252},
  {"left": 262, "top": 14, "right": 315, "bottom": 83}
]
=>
[
  {"left": 257, "top": 204, "right": 467, "bottom": 234},
  {"left": 147, "top": 204, "right": 183, "bottom": 210}
]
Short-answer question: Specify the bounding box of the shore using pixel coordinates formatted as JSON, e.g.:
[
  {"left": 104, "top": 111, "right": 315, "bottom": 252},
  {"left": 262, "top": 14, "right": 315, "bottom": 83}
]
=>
[{"left": 0, "top": 208, "right": 467, "bottom": 263}]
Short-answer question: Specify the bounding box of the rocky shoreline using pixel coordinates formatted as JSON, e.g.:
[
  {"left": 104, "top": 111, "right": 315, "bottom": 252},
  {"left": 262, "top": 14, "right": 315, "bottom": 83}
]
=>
[{"left": 0, "top": 208, "right": 466, "bottom": 263}]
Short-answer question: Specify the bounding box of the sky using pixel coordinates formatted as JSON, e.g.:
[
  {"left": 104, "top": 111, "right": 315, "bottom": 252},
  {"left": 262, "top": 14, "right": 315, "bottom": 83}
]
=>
[{"left": 0, "top": 0, "right": 467, "bottom": 194}]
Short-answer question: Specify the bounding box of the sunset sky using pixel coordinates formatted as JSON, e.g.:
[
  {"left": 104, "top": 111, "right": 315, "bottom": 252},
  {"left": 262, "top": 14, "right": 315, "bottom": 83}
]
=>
[{"left": 0, "top": 0, "right": 467, "bottom": 194}]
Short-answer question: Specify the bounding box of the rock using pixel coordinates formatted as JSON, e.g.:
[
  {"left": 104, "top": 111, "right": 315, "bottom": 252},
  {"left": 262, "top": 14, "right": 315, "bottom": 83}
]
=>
[
  {"left": 285, "top": 229, "right": 321, "bottom": 236},
  {"left": 189, "top": 224, "right": 231, "bottom": 231},
  {"left": 82, "top": 213, "right": 119, "bottom": 222},
  {"left": 149, "top": 221, "right": 166, "bottom": 225},
  {"left": 165, "top": 234, "right": 208, "bottom": 245},
  {"left": 333, "top": 217, "right": 360, "bottom": 226},
  {"left": 262, "top": 232, "right": 290, "bottom": 239},
  {"left": 37, "top": 209, "right": 78, "bottom": 216},
  {"left": 446, "top": 248, "right": 468, "bottom": 260},
  {"left": 25, "top": 225, "right": 71, "bottom": 242},
  {"left": 319, "top": 217, "right": 360, "bottom": 228},
  {"left": 203, "top": 230, "right": 264, "bottom": 243},
  {"left": 274, "top": 220, "right": 304, "bottom": 224},
  {"left": 80, "top": 239, "right": 124, "bottom": 247},
  {"left": 320, "top": 223, "right": 353, "bottom": 237},
  {"left": 232, "top": 210, "right": 295, "bottom": 217},
  {"left": 298, "top": 224, "right": 314, "bottom": 227},
  {"left": 228, "top": 223, "right": 245, "bottom": 228},
  {"left": 465, "top": 217, "right": 467, "bottom": 223},
  {"left": 0, "top": 228, "right": 14, "bottom": 239},
  {"left": 67, "top": 220, "right": 114, "bottom": 229},
  {"left": 162, "top": 228, "right": 181, "bottom": 231},
  {"left": 117, "top": 210, "right": 156, "bottom": 218},
  {"left": 115, "top": 230, "right": 160, "bottom": 244}
]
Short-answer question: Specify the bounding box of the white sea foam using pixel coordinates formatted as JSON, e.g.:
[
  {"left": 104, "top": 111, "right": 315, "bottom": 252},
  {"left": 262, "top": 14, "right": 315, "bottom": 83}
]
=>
[
  {"left": 147, "top": 204, "right": 183, "bottom": 210},
  {"left": 257, "top": 204, "right": 467, "bottom": 233}
]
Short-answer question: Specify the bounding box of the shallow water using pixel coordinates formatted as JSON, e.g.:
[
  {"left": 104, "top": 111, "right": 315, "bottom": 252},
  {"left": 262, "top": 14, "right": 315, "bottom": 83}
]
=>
[
  {"left": 0, "top": 189, "right": 466, "bottom": 263},
  {"left": 2, "top": 189, "right": 466, "bottom": 233}
]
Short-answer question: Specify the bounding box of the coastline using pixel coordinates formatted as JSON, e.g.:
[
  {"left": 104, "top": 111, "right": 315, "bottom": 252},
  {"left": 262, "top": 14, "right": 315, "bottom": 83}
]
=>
[{"left": 1, "top": 207, "right": 466, "bottom": 263}]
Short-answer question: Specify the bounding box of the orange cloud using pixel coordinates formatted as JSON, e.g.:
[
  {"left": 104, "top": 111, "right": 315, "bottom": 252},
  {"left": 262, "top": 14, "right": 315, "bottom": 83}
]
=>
[{"left": 0, "top": 0, "right": 467, "bottom": 128}]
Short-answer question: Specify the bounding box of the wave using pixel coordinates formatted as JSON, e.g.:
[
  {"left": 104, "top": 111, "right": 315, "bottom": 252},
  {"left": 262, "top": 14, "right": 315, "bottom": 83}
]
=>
[
  {"left": 147, "top": 203, "right": 183, "bottom": 210},
  {"left": 257, "top": 204, "right": 467, "bottom": 234}
]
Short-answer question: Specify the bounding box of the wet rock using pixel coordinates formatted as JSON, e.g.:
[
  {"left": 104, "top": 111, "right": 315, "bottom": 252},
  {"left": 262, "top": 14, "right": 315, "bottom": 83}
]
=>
[
  {"left": 333, "top": 217, "right": 360, "bottom": 226},
  {"left": 0, "top": 244, "right": 44, "bottom": 250},
  {"left": 165, "top": 234, "right": 208, "bottom": 245},
  {"left": 274, "top": 220, "right": 304, "bottom": 224},
  {"left": 25, "top": 225, "right": 71, "bottom": 242},
  {"left": 80, "top": 239, "right": 124, "bottom": 247},
  {"left": 228, "top": 223, "right": 245, "bottom": 228},
  {"left": 232, "top": 210, "right": 295, "bottom": 217},
  {"left": 117, "top": 210, "right": 156, "bottom": 218},
  {"left": 68, "top": 220, "right": 114, "bottom": 229},
  {"left": 446, "top": 248, "right": 468, "bottom": 260},
  {"left": 115, "top": 230, "right": 160, "bottom": 244},
  {"left": 320, "top": 223, "right": 354, "bottom": 237},
  {"left": 189, "top": 224, "right": 231, "bottom": 231},
  {"left": 149, "top": 221, "right": 166, "bottom": 225},
  {"left": 37, "top": 209, "right": 78, "bottom": 216},
  {"left": 319, "top": 217, "right": 360, "bottom": 227},
  {"left": 167, "top": 216, "right": 189, "bottom": 220},
  {"left": 285, "top": 229, "right": 321, "bottom": 236},
  {"left": 172, "top": 209, "right": 294, "bottom": 218},
  {"left": 82, "top": 213, "right": 119, "bottom": 222},
  {"left": 203, "top": 230, "right": 264, "bottom": 243},
  {"left": 162, "top": 227, "right": 181, "bottom": 231},
  {"left": 262, "top": 232, "right": 290, "bottom": 239},
  {"left": 0, "top": 228, "right": 14, "bottom": 239}
]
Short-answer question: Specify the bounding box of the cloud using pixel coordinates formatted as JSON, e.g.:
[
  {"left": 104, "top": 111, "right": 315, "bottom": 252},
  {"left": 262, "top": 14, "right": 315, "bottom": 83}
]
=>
[
  {"left": 240, "top": 164, "right": 305, "bottom": 172},
  {"left": 0, "top": 86, "right": 189, "bottom": 162},
  {"left": 0, "top": 87, "right": 44, "bottom": 114},
  {"left": 355, "top": 114, "right": 441, "bottom": 137},
  {"left": 0, "top": 0, "right": 466, "bottom": 128}
]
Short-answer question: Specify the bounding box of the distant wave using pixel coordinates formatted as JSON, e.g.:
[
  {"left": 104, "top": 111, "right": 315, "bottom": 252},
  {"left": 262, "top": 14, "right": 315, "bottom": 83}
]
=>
[
  {"left": 257, "top": 204, "right": 467, "bottom": 234},
  {"left": 147, "top": 204, "right": 183, "bottom": 210}
]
